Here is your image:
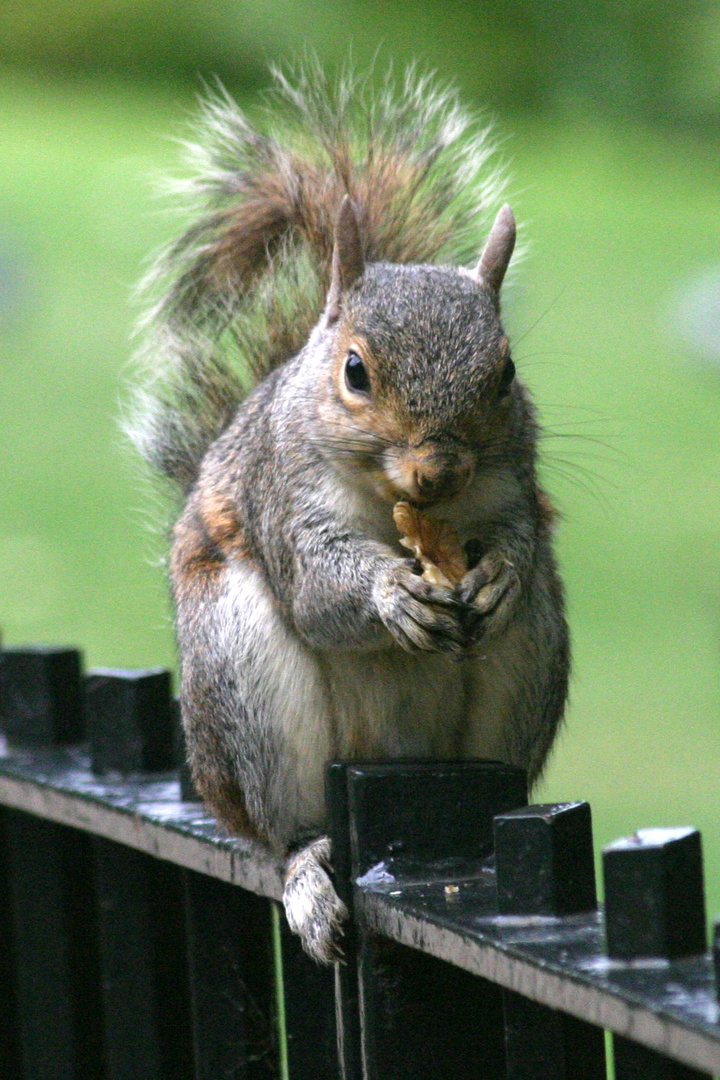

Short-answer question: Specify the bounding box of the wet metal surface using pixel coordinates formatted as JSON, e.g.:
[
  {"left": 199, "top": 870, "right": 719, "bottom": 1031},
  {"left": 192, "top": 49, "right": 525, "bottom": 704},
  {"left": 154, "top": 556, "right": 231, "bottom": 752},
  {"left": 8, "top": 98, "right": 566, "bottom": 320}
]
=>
[
  {"left": 357, "top": 870, "right": 720, "bottom": 1074},
  {"left": 0, "top": 746, "right": 284, "bottom": 899},
  {"left": 1, "top": 748, "right": 719, "bottom": 1073}
]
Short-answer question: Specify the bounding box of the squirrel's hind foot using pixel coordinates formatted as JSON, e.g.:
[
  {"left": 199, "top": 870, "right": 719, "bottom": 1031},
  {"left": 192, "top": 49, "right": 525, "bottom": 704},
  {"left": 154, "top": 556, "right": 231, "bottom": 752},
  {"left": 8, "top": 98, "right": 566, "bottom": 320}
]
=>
[{"left": 283, "top": 836, "right": 348, "bottom": 965}]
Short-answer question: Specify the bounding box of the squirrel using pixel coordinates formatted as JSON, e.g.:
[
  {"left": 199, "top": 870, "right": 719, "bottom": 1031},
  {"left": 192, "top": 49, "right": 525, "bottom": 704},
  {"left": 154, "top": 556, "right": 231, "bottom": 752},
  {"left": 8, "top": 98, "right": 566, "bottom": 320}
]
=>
[{"left": 128, "top": 64, "right": 570, "bottom": 964}]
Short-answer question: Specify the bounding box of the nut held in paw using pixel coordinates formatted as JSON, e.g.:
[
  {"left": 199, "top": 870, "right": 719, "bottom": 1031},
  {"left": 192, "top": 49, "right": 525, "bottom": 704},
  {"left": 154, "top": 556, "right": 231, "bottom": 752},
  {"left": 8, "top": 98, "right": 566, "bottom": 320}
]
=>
[{"left": 393, "top": 501, "right": 467, "bottom": 587}]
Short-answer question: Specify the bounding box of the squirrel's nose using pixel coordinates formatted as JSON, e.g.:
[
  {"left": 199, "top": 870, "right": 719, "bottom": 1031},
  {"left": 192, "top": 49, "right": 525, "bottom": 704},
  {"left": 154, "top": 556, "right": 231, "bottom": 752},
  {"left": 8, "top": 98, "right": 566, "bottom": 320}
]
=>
[
  {"left": 392, "top": 444, "right": 474, "bottom": 504},
  {"left": 407, "top": 454, "right": 473, "bottom": 503},
  {"left": 414, "top": 467, "right": 455, "bottom": 499}
]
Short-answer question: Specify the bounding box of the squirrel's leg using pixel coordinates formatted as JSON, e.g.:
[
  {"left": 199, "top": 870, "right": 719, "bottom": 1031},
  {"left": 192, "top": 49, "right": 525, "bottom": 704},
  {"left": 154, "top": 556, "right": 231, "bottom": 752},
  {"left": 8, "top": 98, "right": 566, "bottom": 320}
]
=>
[{"left": 173, "top": 553, "right": 349, "bottom": 961}]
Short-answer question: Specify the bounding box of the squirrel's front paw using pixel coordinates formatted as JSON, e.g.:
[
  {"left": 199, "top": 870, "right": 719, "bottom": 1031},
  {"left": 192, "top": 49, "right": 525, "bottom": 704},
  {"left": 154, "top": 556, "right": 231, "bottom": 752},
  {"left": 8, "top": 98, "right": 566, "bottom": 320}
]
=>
[
  {"left": 374, "top": 561, "right": 465, "bottom": 655},
  {"left": 283, "top": 836, "right": 348, "bottom": 965},
  {"left": 457, "top": 553, "right": 520, "bottom": 640}
]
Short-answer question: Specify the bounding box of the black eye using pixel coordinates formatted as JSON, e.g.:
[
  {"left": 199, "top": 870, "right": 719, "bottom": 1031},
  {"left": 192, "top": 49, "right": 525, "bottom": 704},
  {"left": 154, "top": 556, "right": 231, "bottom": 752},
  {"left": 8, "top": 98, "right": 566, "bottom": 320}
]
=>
[
  {"left": 345, "top": 351, "right": 371, "bottom": 394},
  {"left": 498, "top": 357, "right": 515, "bottom": 393}
]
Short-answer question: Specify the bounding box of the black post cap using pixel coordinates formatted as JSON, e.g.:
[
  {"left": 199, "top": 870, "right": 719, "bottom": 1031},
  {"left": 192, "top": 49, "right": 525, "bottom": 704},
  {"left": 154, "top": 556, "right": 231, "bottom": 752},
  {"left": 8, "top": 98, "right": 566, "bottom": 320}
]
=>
[
  {"left": 344, "top": 761, "right": 528, "bottom": 877},
  {"left": 0, "top": 646, "right": 84, "bottom": 745},
  {"left": 494, "top": 801, "right": 597, "bottom": 916},
  {"left": 603, "top": 827, "right": 706, "bottom": 960},
  {"left": 86, "top": 668, "right": 175, "bottom": 775}
]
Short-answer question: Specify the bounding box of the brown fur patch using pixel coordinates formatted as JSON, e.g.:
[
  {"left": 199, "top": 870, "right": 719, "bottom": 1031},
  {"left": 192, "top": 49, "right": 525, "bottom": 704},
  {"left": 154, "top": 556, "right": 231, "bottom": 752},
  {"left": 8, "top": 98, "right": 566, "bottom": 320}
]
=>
[
  {"left": 170, "top": 485, "right": 249, "bottom": 596},
  {"left": 328, "top": 325, "right": 426, "bottom": 451},
  {"left": 194, "top": 772, "right": 267, "bottom": 843},
  {"left": 171, "top": 510, "right": 223, "bottom": 586},
  {"left": 198, "top": 488, "right": 249, "bottom": 559},
  {"left": 331, "top": 331, "right": 381, "bottom": 416}
]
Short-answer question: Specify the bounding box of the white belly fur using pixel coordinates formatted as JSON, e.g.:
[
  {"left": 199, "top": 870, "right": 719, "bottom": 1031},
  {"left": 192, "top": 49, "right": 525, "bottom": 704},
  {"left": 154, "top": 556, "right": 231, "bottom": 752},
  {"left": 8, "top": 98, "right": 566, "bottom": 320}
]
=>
[{"left": 223, "top": 561, "right": 474, "bottom": 835}]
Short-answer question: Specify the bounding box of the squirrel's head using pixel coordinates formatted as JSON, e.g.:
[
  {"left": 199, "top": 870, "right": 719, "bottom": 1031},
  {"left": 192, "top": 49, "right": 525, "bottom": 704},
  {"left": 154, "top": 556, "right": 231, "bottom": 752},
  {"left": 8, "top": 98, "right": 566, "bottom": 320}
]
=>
[{"left": 315, "top": 198, "right": 526, "bottom": 507}]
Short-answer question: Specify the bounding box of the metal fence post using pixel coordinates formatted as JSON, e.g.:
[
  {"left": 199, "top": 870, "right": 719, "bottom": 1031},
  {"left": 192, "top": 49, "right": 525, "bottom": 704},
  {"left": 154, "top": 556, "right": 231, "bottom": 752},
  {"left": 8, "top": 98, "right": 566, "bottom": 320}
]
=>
[
  {"left": 0, "top": 806, "right": 22, "bottom": 1080},
  {"left": 1, "top": 646, "right": 84, "bottom": 746},
  {"left": 92, "top": 837, "right": 193, "bottom": 1079},
  {"left": 86, "top": 667, "right": 175, "bottom": 775},
  {"left": 183, "top": 870, "right": 278, "bottom": 1079},
  {"left": 275, "top": 908, "right": 339, "bottom": 1079},
  {"left": 327, "top": 761, "right": 363, "bottom": 1080},
  {"left": 604, "top": 827, "right": 711, "bottom": 1080},
  {"left": 493, "top": 802, "right": 606, "bottom": 1080},
  {"left": 86, "top": 667, "right": 193, "bottom": 1080},
  {"left": 337, "top": 760, "right": 527, "bottom": 1080},
  {"left": 0, "top": 646, "right": 105, "bottom": 1080}
]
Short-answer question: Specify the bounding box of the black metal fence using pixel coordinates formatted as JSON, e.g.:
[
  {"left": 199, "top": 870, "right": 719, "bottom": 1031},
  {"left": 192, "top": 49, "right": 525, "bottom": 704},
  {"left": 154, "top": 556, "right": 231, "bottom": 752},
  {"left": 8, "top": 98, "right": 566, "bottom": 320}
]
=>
[{"left": 0, "top": 645, "right": 718, "bottom": 1080}]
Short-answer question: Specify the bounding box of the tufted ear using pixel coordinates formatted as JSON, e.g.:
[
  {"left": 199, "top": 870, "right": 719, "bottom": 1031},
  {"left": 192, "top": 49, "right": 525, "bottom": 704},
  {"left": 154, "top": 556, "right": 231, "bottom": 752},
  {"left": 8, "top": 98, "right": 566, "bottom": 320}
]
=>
[
  {"left": 474, "top": 204, "right": 516, "bottom": 294},
  {"left": 326, "top": 195, "right": 364, "bottom": 322}
]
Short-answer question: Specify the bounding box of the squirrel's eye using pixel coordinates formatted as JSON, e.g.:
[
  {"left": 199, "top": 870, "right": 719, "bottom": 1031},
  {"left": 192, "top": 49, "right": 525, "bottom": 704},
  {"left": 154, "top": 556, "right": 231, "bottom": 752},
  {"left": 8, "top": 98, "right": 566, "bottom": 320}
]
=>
[
  {"left": 345, "top": 351, "right": 371, "bottom": 394},
  {"left": 498, "top": 357, "right": 515, "bottom": 394}
]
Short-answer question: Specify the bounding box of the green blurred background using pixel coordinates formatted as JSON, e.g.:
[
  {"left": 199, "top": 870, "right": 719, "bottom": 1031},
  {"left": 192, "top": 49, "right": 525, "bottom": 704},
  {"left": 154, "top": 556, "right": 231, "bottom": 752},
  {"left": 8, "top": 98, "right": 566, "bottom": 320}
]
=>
[{"left": 1, "top": 1, "right": 719, "bottom": 917}]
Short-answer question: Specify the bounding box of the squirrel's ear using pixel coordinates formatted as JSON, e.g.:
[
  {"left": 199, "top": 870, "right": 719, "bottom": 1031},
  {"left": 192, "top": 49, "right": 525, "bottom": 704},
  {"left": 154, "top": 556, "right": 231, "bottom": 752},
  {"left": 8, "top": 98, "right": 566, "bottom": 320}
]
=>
[
  {"left": 474, "top": 204, "right": 516, "bottom": 294},
  {"left": 326, "top": 196, "right": 364, "bottom": 322}
]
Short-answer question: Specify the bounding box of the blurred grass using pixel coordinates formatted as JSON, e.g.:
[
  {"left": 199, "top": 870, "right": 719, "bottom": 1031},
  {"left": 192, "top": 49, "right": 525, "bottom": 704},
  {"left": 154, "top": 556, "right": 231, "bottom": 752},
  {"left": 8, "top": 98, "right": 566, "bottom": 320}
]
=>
[
  {"left": 0, "top": 74, "right": 188, "bottom": 669},
  {"left": 0, "top": 71, "right": 719, "bottom": 920},
  {"left": 2, "top": 0, "right": 719, "bottom": 123}
]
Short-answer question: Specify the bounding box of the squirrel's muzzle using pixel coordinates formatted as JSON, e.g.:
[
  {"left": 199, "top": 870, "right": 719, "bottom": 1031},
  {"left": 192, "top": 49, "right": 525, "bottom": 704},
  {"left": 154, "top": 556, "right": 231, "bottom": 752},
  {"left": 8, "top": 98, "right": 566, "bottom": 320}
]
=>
[{"left": 390, "top": 443, "right": 474, "bottom": 505}]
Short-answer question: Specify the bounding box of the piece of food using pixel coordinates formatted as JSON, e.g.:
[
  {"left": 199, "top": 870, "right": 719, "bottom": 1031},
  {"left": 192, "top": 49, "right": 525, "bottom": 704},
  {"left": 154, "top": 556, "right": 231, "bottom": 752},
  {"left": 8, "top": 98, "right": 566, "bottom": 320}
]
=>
[{"left": 393, "top": 501, "right": 468, "bottom": 587}]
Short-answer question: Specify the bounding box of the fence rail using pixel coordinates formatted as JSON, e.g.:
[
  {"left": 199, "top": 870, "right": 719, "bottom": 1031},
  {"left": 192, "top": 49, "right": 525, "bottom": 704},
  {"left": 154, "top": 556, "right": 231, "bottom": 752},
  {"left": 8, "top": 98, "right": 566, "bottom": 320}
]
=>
[{"left": 0, "top": 645, "right": 718, "bottom": 1080}]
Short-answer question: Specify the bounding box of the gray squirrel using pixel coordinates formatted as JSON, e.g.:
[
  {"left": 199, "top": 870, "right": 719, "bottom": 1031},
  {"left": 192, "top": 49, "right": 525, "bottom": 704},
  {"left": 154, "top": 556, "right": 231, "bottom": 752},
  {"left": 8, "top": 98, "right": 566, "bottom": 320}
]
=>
[{"left": 129, "top": 65, "right": 569, "bottom": 963}]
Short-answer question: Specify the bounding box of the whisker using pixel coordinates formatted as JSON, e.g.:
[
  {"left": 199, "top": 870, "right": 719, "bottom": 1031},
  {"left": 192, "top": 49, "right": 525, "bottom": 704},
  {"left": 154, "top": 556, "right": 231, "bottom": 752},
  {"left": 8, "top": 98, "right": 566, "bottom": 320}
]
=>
[
  {"left": 515, "top": 349, "right": 584, "bottom": 362},
  {"left": 541, "top": 453, "right": 619, "bottom": 500},
  {"left": 539, "top": 416, "right": 619, "bottom": 428},
  {"left": 510, "top": 288, "right": 567, "bottom": 347},
  {"left": 541, "top": 469, "right": 611, "bottom": 508},
  {"left": 540, "top": 431, "right": 626, "bottom": 456},
  {"left": 537, "top": 402, "right": 618, "bottom": 419}
]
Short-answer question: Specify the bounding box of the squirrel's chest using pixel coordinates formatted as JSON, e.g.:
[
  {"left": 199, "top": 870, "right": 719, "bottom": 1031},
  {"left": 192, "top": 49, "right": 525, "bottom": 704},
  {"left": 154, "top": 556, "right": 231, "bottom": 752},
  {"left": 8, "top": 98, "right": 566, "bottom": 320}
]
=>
[{"left": 319, "top": 651, "right": 466, "bottom": 759}]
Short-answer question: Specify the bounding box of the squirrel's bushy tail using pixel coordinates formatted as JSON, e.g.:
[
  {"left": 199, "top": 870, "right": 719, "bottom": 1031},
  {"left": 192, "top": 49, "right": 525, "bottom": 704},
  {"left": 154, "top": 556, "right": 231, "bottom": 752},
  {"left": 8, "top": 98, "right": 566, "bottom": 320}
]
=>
[{"left": 128, "top": 61, "right": 505, "bottom": 492}]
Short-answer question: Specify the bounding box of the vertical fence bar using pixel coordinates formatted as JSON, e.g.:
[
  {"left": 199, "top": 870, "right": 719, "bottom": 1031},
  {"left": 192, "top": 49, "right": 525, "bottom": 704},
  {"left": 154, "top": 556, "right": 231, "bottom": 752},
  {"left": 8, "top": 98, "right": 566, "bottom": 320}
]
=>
[
  {"left": 183, "top": 870, "right": 278, "bottom": 1079},
  {"left": 173, "top": 700, "right": 200, "bottom": 801},
  {"left": 0, "top": 809, "right": 22, "bottom": 1080},
  {"left": 5, "top": 810, "right": 105, "bottom": 1080},
  {"left": 93, "top": 837, "right": 193, "bottom": 1080},
  {"left": 493, "top": 802, "right": 606, "bottom": 1080},
  {"left": 0, "top": 636, "right": 21, "bottom": 1078},
  {"left": 86, "top": 667, "right": 193, "bottom": 1080},
  {"left": 502, "top": 994, "right": 606, "bottom": 1080},
  {"left": 603, "top": 827, "right": 712, "bottom": 1080},
  {"left": 339, "top": 760, "right": 527, "bottom": 1080},
  {"left": 275, "top": 908, "right": 339, "bottom": 1079},
  {"left": 360, "top": 934, "right": 507, "bottom": 1080},
  {"left": 0, "top": 646, "right": 106, "bottom": 1080},
  {"left": 327, "top": 762, "right": 363, "bottom": 1080}
]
